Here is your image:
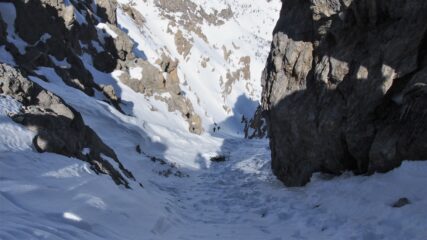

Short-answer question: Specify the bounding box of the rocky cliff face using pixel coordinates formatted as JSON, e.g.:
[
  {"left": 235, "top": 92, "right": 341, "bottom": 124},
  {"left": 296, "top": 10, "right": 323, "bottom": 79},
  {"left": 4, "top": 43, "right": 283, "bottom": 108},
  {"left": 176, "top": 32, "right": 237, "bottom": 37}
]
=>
[
  {"left": 0, "top": 64, "right": 134, "bottom": 187},
  {"left": 262, "top": 0, "right": 427, "bottom": 186},
  {"left": 0, "top": 0, "right": 139, "bottom": 186},
  {"left": 0, "top": 0, "right": 206, "bottom": 134}
]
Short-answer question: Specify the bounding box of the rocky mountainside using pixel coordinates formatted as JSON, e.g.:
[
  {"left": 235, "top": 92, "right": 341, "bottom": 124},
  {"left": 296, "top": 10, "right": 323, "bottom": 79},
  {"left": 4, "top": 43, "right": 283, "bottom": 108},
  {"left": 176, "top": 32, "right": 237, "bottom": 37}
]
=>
[
  {"left": 0, "top": 0, "right": 140, "bottom": 186},
  {"left": 0, "top": 0, "right": 279, "bottom": 185},
  {"left": 262, "top": 0, "right": 427, "bottom": 186},
  {"left": 124, "top": 0, "right": 280, "bottom": 138}
]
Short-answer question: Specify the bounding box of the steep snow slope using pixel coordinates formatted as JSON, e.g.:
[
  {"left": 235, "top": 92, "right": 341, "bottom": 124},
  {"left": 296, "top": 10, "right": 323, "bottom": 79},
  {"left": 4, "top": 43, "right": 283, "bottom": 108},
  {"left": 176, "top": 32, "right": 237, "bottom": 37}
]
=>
[
  {"left": 116, "top": 0, "right": 280, "bottom": 136},
  {"left": 2, "top": 102, "right": 427, "bottom": 239},
  {"left": 1, "top": 1, "right": 427, "bottom": 240}
]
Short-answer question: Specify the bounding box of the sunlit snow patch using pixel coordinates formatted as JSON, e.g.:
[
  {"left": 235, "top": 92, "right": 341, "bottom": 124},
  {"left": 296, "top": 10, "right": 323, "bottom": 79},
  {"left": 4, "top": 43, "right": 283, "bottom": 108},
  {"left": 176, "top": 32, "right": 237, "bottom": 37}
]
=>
[
  {"left": 0, "top": 95, "right": 35, "bottom": 152},
  {"left": 63, "top": 212, "right": 82, "bottom": 222},
  {"left": 97, "top": 23, "right": 118, "bottom": 38},
  {"left": 129, "top": 66, "right": 143, "bottom": 80}
]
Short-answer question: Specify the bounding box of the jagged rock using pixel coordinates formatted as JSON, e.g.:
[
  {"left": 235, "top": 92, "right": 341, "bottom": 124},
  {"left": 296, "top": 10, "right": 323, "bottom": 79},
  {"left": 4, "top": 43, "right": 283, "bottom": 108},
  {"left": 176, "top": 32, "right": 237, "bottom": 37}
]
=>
[
  {"left": 63, "top": 5, "right": 75, "bottom": 29},
  {"left": 244, "top": 106, "right": 267, "bottom": 139},
  {"left": 222, "top": 46, "right": 232, "bottom": 61},
  {"left": 100, "top": 84, "right": 123, "bottom": 112},
  {"left": 155, "top": 0, "right": 233, "bottom": 28},
  {"left": 4, "top": 0, "right": 132, "bottom": 112},
  {"left": 119, "top": 57, "right": 203, "bottom": 134},
  {"left": 2, "top": 0, "right": 205, "bottom": 136},
  {"left": 156, "top": 53, "right": 178, "bottom": 73},
  {"left": 222, "top": 56, "right": 251, "bottom": 97},
  {"left": 175, "top": 30, "right": 193, "bottom": 58},
  {"left": 0, "top": 63, "right": 134, "bottom": 187},
  {"left": 96, "top": 0, "right": 118, "bottom": 24},
  {"left": 262, "top": 0, "right": 427, "bottom": 186},
  {"left": 107, "top": 23, "right": 135, "bottom": 62},
  {"left": 12, "top": 0, "right": 99, "bottom": 94},
  {"left": 100, "top": 84, "right": 118, "bottom": 102},
  {"left": 120, "top": 59, "right": 165, "bottom": 94},
  {"left": 122, "top": 3, "right": 146, "bottom": 27}
]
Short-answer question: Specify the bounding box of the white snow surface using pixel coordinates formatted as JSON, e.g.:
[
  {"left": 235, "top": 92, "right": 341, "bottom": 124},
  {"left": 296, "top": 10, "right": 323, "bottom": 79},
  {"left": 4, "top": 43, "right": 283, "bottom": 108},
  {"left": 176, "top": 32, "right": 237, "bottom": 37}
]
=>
[
  {"left": 129, "top": 66, "right": 143, "bottom": 80},
  {"left": 1, "top": 1, "right": 427, "bottom": 240},
  {"left": 0, "top": 96, "right": 35, "bottom": 152},
  {"left": 96, "top": 23, "right": 118, "bottom": 39}
]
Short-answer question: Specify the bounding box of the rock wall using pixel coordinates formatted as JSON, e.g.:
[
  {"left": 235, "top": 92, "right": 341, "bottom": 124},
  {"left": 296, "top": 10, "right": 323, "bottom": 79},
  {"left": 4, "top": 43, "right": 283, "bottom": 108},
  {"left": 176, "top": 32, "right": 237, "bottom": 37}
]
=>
[
  {"left": 0, "top": 0, "right": 143, "bottom": 186},
  {"left": 262, "top": 0, "right": 427, "bottom": 186}
]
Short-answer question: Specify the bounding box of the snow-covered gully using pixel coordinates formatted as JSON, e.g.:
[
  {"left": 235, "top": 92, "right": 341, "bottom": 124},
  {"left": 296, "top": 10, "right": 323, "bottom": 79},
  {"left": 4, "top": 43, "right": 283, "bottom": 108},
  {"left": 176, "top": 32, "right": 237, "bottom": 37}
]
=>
[
  {"left": 1, "top": 90, "right": 427, "bottom": 239},
  {"left": 156, "top": 138, "right": 427, "bottom": 240},
  {"left": 1, "top": 0, "right": 427, "bottom": 239}
]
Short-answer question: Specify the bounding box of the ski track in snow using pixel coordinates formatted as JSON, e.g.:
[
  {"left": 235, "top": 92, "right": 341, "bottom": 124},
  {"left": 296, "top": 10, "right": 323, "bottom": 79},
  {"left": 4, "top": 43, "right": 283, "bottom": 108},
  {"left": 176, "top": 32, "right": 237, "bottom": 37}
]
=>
[{"left": 157, "top": 139, "right": 427, "bottom": 240}]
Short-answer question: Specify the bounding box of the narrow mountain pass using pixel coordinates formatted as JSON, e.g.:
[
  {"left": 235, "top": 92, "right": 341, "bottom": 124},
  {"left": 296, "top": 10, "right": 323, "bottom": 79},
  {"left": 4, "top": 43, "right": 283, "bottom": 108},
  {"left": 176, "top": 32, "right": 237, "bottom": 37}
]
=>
[{"left": 1, "top": 0, "right": 427, "bottom": 239}]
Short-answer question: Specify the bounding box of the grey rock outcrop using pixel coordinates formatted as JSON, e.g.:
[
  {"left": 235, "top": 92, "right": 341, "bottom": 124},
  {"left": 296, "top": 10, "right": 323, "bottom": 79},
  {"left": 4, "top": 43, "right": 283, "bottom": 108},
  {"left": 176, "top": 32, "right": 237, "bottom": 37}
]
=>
[
  {"left": 244, "top": 106, "right": 267, "bottom": 139},
  {"left": 120, "top": 55, "right": 203, "bottom": 134},
  {"left": 262, "top": 0, "right": 427, "bottom": 186},
  {"left": 122, "top": 3, "right": 146, "bottom": 27},
  {"left": 4, "top": 0, "right": 123, "bottom": 104},
  {"left": 96, "top": 0, "right": 118, "bottom": 24},
  {"left": 0, "top": 63, "right": 134, "bottom": 187}
]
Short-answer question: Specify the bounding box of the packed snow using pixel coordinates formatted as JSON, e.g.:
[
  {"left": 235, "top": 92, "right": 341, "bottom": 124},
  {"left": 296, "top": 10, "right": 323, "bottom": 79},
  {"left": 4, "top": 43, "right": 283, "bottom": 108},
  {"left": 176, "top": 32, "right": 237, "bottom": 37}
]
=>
[
  {"left": 129, "top": 66, "right": 143, "bottom": 80},
  {"left": 1, "top": 106, "right": 427, "bottom": 239},
  {"left": 0, "top": 96, "right": 35, "bottom": 152},
  {"left": 1, "top": 0, "right": 427, "bottom": 239}
]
